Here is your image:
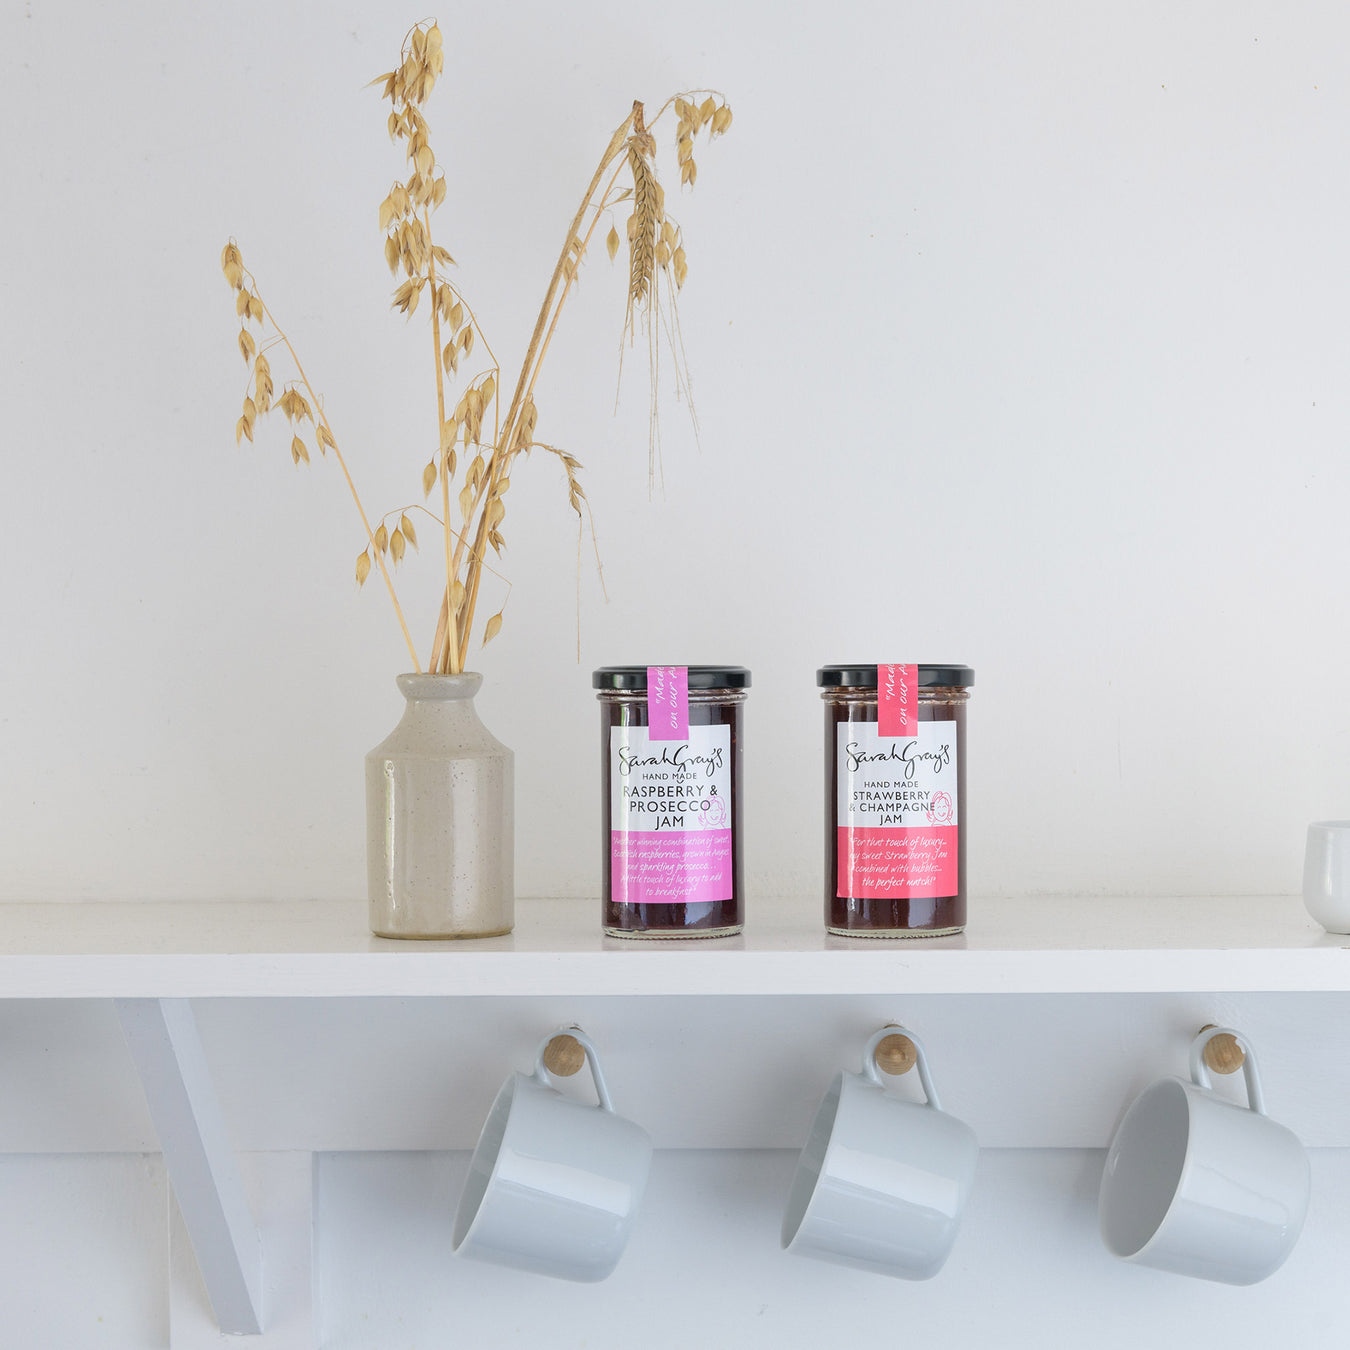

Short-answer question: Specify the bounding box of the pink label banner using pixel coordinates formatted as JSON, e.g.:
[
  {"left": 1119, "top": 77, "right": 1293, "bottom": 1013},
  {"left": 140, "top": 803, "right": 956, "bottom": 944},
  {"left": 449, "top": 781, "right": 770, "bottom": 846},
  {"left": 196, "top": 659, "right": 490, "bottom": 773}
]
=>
[
  {"left": 611, "top": 829, "right": 732, "bottom": 905},
  {"left": 878, "top": 663, "right": 919, "bottom": 738},
  {"left": 836, "top": 825, "right": 958, "bottom": 899},
  {"left": 647, "top": 665, "right": 689, "bottom": 741}
]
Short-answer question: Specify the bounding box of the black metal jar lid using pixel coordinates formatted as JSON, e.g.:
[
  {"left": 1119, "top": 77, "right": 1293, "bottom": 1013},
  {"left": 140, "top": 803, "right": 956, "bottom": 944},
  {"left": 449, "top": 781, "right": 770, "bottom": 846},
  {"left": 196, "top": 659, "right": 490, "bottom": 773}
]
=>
[
  {"left": 816, "top": 664, "right": 974, "bottom": 688},
  {"left": 593, "top": 665, "right": 752, "bottom": 690}
]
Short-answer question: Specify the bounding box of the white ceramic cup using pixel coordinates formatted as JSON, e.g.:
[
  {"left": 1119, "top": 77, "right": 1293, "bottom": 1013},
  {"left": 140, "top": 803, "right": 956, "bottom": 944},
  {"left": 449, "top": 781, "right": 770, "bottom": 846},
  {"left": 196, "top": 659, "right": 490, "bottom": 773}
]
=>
[
  {"left": 452, "top": 1028, "right": 652, "bottom": 1282},
  {"left": 781, "top": 1026, "right": 978, "bottom": 1280},
  {"left": 1099, "top": 1026, "right": 1310, "bottom": 1285},
  {"left": 1303, "top": 820, "right": 1350, "bottom": 934}
]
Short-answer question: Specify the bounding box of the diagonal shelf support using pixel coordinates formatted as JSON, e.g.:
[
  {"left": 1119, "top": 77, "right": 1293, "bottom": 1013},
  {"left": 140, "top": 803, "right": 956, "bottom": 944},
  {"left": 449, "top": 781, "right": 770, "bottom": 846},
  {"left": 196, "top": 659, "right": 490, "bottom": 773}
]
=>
[{"left": 117, "top": 998, "right": 263, "bottom": 1336}]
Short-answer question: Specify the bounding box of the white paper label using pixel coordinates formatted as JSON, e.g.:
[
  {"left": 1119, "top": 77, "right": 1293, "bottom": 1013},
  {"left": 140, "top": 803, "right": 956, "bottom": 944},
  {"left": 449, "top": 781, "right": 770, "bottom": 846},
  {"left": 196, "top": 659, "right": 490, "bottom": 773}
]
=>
[
  {"left": 611, "top": 724, "right": 732, "bottom": 833},
  {"left": 837, "top": 722, "right": 959, "bottom": 828}
]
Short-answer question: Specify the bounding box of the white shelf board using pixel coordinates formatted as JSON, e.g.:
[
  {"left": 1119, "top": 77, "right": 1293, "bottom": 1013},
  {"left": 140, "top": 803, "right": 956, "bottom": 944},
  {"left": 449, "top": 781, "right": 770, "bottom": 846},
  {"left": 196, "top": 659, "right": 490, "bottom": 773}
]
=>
[{"left": 0, "top": 895, "right": 1345, "bottom": 998}]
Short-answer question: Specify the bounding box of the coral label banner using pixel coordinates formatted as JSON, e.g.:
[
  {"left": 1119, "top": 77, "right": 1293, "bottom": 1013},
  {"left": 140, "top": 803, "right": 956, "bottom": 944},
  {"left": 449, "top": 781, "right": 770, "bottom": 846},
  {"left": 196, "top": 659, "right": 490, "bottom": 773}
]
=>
[
  {"left": 878, "top": 663, "right": 919, "bottom": 738},
  {"left": 611, "top": 829, "right": 733, "bottom": 904},
  {"left": 836, "top": 825, "right": 958, "bottom": 899}
]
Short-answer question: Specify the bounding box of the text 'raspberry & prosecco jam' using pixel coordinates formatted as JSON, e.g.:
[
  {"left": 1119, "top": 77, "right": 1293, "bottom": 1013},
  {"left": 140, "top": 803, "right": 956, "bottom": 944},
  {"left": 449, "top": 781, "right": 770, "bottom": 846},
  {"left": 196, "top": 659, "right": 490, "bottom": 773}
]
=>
[{"left": 595, "top": 665, "right": 748, "bottom": 939}]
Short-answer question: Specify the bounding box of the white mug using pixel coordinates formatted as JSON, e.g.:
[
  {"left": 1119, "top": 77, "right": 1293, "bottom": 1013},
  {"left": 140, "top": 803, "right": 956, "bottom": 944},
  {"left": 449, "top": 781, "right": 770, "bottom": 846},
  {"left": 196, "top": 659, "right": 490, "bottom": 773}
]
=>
[
  {"left": 1099, "top": 1025, "right": 1310, "bottom": 1285},
  {"left": 781, "top": 1026, "right": 978, "bottom": 1280},
  {"left": 452, "top": 1028, "right": 652, "bottom": 1282},
  {"left": 1303, "top": 820, "right": 1350, "bottom": 934}
]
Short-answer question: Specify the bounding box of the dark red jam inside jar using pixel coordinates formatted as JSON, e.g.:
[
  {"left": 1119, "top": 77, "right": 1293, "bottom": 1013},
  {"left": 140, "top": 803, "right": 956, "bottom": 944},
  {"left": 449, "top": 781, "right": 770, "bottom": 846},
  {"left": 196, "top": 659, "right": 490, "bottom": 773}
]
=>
[
  {"left": 595, "top": 666, "right": 749, "bottom": 938},
  {"left": 819, "top": 664, "right": 973, "bottom": 938}
]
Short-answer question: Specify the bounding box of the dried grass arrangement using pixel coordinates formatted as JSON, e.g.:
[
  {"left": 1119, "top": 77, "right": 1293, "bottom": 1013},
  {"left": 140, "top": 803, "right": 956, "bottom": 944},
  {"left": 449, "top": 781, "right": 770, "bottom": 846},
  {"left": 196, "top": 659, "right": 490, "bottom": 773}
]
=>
[{"left": 220, "top": 19, "right": 730, "bottom": 673}]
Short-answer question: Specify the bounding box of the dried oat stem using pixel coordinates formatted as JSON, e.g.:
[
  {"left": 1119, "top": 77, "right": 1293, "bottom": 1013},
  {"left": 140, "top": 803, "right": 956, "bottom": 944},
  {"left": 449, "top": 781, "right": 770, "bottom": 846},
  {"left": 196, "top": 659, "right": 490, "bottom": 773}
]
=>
[
  {"left": 251, "top": 278, "right": 422, "bottom": 672},
  {"left": 453, "top": 112, "right": 636, "bottom": 651},
  {"left": 423, "top": 207, "right": 461, "bottom": 676},
  {"left": 529, "top": 164, "right": 629, "bottom": 415},
  {"left": 411, "top": 507, "right": 513, "bottom": 589},
  {"left": 427, "top": 294, "right": 501, "bottom": 674},
  {"left": 437, "top": 287, "right": 502, "bottom": 443},
  {"left": 452, "top": 158, "right": 625, "bottom": 559}
]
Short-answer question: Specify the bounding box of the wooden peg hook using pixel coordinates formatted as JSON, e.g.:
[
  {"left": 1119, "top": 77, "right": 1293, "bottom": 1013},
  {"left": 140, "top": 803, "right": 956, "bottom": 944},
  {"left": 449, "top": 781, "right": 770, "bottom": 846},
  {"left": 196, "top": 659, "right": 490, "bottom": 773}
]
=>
[
  {"left": 875, "top": 1031, "right": 918, "bottom": 1076},
  {"left": 542, "top": 1032, "right": 587, "bottom": 1077},
  {"left": 1199, "top": 1024, "right": 1246, "bottom": 1075}
]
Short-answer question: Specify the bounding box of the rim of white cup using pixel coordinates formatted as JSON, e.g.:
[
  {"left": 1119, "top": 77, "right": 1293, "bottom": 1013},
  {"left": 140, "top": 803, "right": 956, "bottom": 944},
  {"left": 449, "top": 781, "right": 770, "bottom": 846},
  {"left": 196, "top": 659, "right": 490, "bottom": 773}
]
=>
[
  {"left": 1099, "top": 1077, "right": 1193, "bottom": 1260},
  {"left": 451, "top": 1073, "right": 519, "bottom": 1252},
  {"left": 1308, "top": 820, "right": 1350, "bottom": 830},
  {"left": 781, "top": 1071, "right": 845, "bottom": 1248}
]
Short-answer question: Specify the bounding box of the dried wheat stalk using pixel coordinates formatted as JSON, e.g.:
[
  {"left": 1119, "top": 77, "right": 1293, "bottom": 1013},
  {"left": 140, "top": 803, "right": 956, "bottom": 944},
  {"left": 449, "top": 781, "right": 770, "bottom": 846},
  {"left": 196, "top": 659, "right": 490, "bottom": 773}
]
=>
[{"left": 219, "top": 19, "right": 730, "bottom": 674}]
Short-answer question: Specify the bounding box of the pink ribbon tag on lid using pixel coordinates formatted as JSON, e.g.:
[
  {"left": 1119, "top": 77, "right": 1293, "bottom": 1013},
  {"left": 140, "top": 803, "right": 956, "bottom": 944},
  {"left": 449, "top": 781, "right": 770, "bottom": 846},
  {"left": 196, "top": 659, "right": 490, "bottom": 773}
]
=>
[
  {"left": 878, "top": 664, "right": 919, "bottom": 738},
  {"left": 646, "top": 666, "right": 689, "bottom": 740}
]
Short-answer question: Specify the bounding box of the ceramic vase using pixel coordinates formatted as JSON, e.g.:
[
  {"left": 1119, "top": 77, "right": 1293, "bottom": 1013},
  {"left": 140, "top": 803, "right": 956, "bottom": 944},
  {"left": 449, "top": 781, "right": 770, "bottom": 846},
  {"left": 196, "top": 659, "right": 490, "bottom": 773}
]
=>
[{"left": 366, "top": 673, "right": 514, "bottom": 938}]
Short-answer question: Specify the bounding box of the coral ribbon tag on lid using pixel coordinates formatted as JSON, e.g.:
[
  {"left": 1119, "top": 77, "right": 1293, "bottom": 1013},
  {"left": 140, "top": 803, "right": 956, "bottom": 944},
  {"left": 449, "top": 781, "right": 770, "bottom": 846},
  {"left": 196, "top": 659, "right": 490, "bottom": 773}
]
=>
[
  {"left": 647, "top": 666, "right": 689, "bottom": 741},
  {"left": 878, "top": 664, "right": 919, "bottom": 738}
]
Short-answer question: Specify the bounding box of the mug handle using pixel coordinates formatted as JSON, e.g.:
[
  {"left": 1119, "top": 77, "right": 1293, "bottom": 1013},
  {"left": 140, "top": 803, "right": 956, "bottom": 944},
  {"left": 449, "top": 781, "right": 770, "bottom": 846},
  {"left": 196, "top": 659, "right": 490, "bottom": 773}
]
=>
[
  {"left": 860, "top": 1025, "right": 943, "bottom": 1111},
  {"left": 1188, "top": 1025, "right": 1267, "bottom": 1116},
  {"left": 533, "top": 1025, "right": 616, "bottom": 1112}
]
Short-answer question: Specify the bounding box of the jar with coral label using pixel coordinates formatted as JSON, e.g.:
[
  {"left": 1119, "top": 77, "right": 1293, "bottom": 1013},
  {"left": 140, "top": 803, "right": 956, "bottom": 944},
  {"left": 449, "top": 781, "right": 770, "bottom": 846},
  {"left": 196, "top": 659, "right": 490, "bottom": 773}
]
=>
[{"left": 819, "top": 664, "right": 973, "bottom": 937}]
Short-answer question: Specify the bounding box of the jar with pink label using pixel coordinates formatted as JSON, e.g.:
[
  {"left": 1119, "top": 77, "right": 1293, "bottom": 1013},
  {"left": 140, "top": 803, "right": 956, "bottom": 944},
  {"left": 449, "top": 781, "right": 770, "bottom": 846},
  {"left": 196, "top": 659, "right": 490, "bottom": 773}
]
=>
[
  {"left": 819, "top": 664, "right": 973, "bottom": 937},
  {"left": 595, "top": 666, "right": 749, "bottom": 938}
]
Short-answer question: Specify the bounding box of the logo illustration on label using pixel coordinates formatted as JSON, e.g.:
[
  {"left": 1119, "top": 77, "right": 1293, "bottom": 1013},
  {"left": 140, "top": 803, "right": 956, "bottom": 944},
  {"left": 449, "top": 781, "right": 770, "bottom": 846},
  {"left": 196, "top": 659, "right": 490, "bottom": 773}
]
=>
[
  {"left": 697, "top": 794, "right": 728, "bottom": 829},
  {"left": 611, "top": 723, "right": 732, "bottom": 905},
  {"left": 837, "top": 721, "right": 958, "bottom": 900},
  {"left": 926, "top": 791, "right": 954, "bottom": 826}
]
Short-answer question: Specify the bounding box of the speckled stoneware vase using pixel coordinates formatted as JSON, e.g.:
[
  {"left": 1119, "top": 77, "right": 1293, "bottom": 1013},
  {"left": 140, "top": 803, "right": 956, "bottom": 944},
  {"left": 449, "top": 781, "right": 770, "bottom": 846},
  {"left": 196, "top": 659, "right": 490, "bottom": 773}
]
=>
[{"left": 366, "top": 673, "right": 514, "bottom": 938}]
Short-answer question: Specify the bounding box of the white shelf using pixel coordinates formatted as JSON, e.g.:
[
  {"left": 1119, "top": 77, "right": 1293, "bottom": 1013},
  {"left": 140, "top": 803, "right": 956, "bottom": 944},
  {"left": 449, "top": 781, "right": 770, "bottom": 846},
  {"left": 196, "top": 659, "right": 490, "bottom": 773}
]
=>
[{"left": 0, "top": 895, "right": 1344, "bottom": 998}]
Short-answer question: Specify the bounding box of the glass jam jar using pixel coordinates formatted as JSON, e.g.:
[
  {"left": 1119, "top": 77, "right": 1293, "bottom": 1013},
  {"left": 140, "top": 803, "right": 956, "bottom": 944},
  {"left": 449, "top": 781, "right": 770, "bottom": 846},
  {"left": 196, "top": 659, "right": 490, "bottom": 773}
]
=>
[
  {"left": 595, "top": 666, "right": 749, "bottom": 938},
  {"left": 819, "top": 664, "right": 973, "bottom": 937}
]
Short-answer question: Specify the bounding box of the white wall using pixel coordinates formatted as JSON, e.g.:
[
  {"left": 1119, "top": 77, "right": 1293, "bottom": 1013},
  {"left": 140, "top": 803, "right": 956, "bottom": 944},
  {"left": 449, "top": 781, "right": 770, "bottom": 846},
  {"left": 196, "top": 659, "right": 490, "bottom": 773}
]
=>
[{"left": 3, "top": 0, "right": 1348, "bottom": 903}]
